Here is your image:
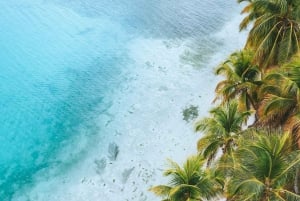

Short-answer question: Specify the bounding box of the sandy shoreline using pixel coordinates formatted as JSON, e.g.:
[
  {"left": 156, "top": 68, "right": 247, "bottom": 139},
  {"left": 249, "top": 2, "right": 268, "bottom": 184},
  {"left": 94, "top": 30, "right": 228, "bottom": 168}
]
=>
[{"left": 13, "top": 12, "right": 247, "bottom": 201}]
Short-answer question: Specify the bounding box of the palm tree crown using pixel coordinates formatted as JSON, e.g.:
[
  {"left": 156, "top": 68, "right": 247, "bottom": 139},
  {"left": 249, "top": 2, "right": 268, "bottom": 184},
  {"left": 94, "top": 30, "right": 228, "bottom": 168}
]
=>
[
  {"left": 227, "top": 130, "right": 300, "bottom": 201},
  {"left": 239, "top": 0, "right": 300, "bottom": 68},
  {"left": 257, "top": 56, "right": 300, "bottom": 147},
  {"left": 215, "top": 50, "right": 260, "bottom": 112},
  {"left": 195, "top": 101, "right": 251, "bottom": 166},
  {"left": 149, "top": 156, "right": 221, "bottom": 201}
]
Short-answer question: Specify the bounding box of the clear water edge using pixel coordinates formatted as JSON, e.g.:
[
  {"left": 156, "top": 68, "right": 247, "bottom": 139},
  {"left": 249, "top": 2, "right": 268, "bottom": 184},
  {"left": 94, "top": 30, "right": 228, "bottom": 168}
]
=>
[{"left": 0, "top": 1, "right": 246, "bottom": 200}]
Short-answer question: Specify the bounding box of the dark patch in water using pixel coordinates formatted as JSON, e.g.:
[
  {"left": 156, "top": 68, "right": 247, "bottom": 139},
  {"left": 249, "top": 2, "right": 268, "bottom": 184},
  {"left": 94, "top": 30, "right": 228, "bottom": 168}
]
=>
[{"left": 77, "top": 27, "right": 94, "bottom": 35}]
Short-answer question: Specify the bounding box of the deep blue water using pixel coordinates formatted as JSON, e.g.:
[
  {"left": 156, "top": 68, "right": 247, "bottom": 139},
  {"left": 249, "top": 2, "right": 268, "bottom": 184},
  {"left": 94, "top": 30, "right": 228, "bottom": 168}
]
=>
[{"left": 0, "top": 0, "right": 240, "bottom": 199}]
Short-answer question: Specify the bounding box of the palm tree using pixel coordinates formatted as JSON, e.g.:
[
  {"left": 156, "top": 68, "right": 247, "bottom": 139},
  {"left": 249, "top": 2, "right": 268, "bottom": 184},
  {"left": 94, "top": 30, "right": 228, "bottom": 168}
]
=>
[
  {"left": 247, "top": 54, "right": 300, "bottom": 197},
  {"left": 226, "top": 130, "right": 300, "bottom": 200},
  {"left": 256, "top": 69, "right": 299, "bottom": 128},
  {"left": 215, "top": 50, "right": 261, "bottom": 112},
  {"left": 149, "top": 156, "right": 221, "bottom": 201},
  {"left": 195, "top": 101, "right": 251, "bottom": 166},
  {"left": 238, "top": 0, "right": 300, "bottom": 69},
  {"left": 256, "top": 57, "right": 300, "bottom": 144}
]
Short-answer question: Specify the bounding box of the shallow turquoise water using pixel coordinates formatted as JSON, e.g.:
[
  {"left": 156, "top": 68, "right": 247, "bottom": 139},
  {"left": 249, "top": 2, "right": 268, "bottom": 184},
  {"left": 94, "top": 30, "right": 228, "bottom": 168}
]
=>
[{"left": 0, "top": 0, "right": 240, "bottom": 199}]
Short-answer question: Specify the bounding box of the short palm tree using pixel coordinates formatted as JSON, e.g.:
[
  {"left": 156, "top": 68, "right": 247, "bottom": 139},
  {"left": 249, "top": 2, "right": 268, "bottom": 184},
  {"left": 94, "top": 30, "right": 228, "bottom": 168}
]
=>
[
  {"left": 195, "top": 101, "right": 251, "bottom": 166},
  {"left": 215, "top": 50, "right": 261, "bottom": 112},
  {"left": 149, "top": 156, "right": 221, "bottom": 201},
  {"left": 238, "top": 0, "right": 300, "bottom": 68},
  {"left": 226, "top": 130, "right": 300, "bottom": 201}
]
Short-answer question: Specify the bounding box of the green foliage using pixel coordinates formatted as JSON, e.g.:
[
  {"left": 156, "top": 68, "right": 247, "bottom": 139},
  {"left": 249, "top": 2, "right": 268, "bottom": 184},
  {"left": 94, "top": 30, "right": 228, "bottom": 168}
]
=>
[
  {"left": 215, "top": 50, "right": 261, "bottom": 112},
  {"left": 152, "top": 1, "right": 300, "bottom": 201},
  {"left": 195, "top": 101, "right": 251, "bottom": 165},
  {"left": 149, "top": 156, "right": 221, "bottom": 201},
  {"left": 257, "top": 57, "right": 300, "bottom": 129},
  {"left": 238, "top": 0, "right": 300, "bottom": 68},
  {"left": 226, "top": 130, "right": 300, "bottom": 200}
]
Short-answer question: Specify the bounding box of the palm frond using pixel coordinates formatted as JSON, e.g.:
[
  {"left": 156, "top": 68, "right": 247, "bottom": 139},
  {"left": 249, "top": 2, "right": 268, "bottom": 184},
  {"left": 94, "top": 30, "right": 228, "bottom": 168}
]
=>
[
  {"left": 239, "top": 0, "right": 300, "bottom": 68},
  {"left": 149, "top": 185, "right": 172, "bottom": 197},
  {"left": 281, "top": 189, "right": 300, "bottom": 201},
  {"left": 225, "top": 130, "right": 300, "bottom": 200},
  {"left": 151, "top": 156, "right": 220, "bottom": 201}
]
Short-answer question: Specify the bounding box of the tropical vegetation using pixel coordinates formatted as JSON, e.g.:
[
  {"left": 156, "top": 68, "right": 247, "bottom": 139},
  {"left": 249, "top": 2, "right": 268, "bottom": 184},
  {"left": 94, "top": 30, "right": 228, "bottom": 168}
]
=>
[
  {"left": 214, "top": 50, "right": 260, "bottom": 112},
  {"left": 226, "top": 130, "right": 300, "bottom": 200},
  {"left": 150, "top": 0, "right": 300, "bottom": 200},
  {"left": 149, "top": 156, "right": 221, "bottom": 201},
  {"left": 195, "top": 101, "right": 250, "bottom": 166},
  {"left": 238, "top": 0, "right": 300, "bottom": 69}
]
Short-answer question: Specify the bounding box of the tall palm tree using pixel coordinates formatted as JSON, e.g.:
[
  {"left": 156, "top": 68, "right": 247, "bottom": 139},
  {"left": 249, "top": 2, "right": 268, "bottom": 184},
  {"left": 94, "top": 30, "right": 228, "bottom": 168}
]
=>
[
  {"left": 149, "top": 156, "right": 221, "bottom": 201},
  {"left": 215, "top": 50, "right": 261, "bottom": 112},
  {"left": 238, "top": 0, "right": 300, "bottom": 69},
  {"left": 227, "top": 130, "right": 300, "bottom": 201},
  {"left": 195, "top": 101, "right": 251, "bottom": 166}
]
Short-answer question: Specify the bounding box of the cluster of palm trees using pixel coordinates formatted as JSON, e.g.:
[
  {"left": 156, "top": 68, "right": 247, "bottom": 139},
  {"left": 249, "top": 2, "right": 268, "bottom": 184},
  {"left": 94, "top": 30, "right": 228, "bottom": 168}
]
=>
[{"left": 150, "top": 0, "right": 300, "bottom": 200}]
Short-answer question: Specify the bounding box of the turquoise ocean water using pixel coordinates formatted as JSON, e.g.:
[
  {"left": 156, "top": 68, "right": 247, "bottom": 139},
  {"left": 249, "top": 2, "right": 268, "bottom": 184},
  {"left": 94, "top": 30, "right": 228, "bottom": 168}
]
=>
[{"left": 0, "top": 0, "right": 241, "bottom": 200}]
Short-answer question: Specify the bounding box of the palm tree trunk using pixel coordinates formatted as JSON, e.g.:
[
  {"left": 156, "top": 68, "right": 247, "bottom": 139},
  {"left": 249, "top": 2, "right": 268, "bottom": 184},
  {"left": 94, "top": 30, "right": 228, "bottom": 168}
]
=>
[
  {"left": 246, "top": 93, "right": 259, "bottom": 126},
  {"left": 260, "top": 178, "right": 271, "bottom": 201},
  {"left": 246, "top": 93, "right": 257, "bottom": 111}
]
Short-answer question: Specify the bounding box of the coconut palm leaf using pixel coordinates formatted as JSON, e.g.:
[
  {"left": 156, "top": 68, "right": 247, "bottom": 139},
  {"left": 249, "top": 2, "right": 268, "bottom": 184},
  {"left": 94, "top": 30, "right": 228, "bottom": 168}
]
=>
[
  {"left": 238, "top": 0, "right": 300, "bottom": 68},
  {"left": 195, "top": 102, "right": 250, "bottom": 165},
  {"left": 262, "top": 94, "right": 295, "bottom": 117},
  {"left": 150, "top": 156, "right": 221, "bottom": 201},
  {"left": 280, "top": 189, "right": 300, "bottom": 201},
  {"left": 282, "top": 55, "right": 300, "bottom": 88},
  {"left": 257, "top": 64, "right": 300, "bottom": 127},
  {"left": 149, "top": 185, "right": 172, "bottom": 197},
  {"left": 215, "top": 50, "right": 260, "bottom": 112},
  {"left": 198, "top": 138, "right": 219, "bottom": 166},
  {"left": 169, "top": 184, "right": 202, "bottom": 201},
  {"left": 284, "top": 113, "right": 300, "bottom": 148},
  {"left": 226, "top": 130, "right": 300, "bottom": 200}
]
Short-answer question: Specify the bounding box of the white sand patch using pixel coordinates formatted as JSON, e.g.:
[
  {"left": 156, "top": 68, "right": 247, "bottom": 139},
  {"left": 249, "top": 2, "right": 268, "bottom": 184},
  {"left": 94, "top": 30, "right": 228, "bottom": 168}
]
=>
[{"left": 14, "top": 13, "right": 247, "bottom": 201}]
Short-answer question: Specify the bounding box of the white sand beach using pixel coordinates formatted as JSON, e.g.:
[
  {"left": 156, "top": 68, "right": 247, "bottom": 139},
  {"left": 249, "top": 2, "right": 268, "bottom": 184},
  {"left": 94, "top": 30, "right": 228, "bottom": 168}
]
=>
[{"left": 13, "top": 9, "right": 247, "bottom": 201}]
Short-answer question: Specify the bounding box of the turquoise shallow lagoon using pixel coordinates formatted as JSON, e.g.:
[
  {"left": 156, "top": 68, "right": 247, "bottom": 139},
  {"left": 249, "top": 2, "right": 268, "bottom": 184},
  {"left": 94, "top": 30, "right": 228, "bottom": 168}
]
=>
[
  {"left": 1, "top": 1, "right": 128, "bottom": 198},
  {"left": 0, "top": 1, "right": 245, "bottom": 200}
]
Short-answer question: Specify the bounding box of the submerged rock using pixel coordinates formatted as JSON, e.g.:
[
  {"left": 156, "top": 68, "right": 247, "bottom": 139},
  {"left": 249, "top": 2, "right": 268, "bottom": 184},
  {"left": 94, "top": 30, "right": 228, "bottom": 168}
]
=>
[
  {"left": 182, "top": 105, "right": 199, "bottom": 122},
  {"left": 108, "top": 142, "right": 119, "bottom": 161},
  {"left": 95, "top": 158, "right": 107, "bottom": 174},
  {"left": 122, "top": 167, "right": 135, "bottom": 184}
]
